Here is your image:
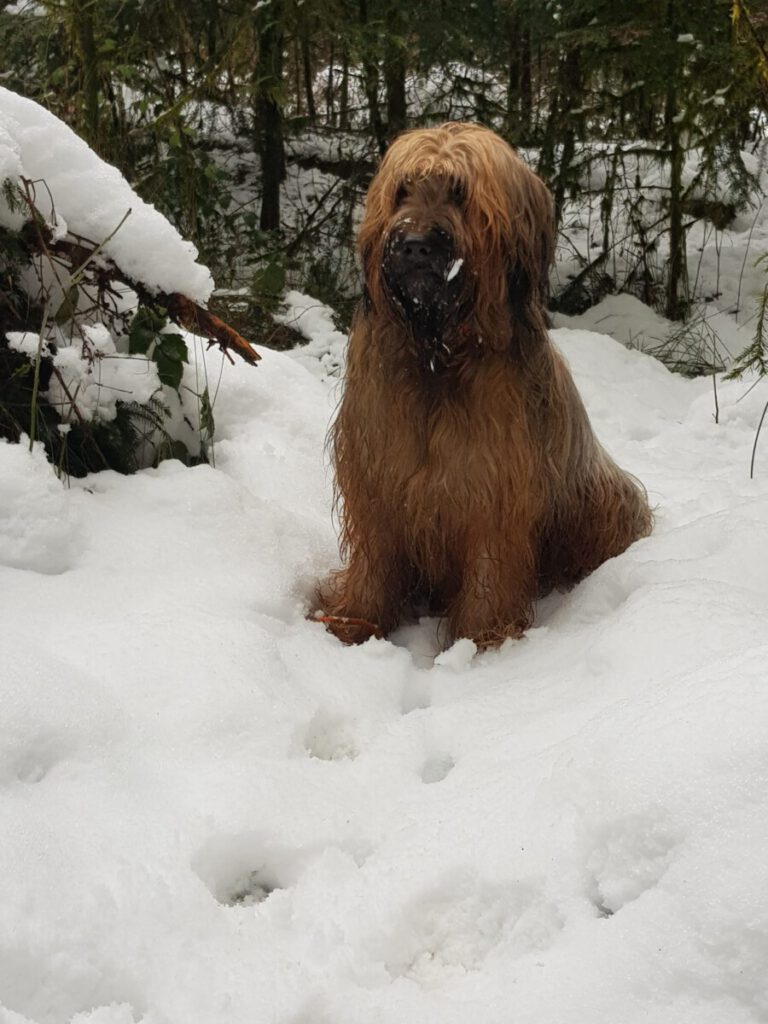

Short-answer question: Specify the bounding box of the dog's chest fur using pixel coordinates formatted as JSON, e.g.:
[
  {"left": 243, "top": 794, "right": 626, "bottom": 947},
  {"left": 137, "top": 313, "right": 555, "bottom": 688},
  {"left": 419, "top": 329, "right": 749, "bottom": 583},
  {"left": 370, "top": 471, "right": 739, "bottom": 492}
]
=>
[{"left": 381, "top": 362, "right": 540, "bottom": 551}]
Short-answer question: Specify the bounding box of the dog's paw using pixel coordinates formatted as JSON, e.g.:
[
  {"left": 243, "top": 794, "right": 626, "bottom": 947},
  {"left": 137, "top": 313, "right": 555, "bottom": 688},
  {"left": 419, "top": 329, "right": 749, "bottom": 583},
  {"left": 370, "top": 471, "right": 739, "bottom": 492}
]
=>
[
  {"left": 310, "top": 610, "right": 383, "bottom": 645},
  {"left": 468, "top": 624, "right": 527, "bottom": 650}
]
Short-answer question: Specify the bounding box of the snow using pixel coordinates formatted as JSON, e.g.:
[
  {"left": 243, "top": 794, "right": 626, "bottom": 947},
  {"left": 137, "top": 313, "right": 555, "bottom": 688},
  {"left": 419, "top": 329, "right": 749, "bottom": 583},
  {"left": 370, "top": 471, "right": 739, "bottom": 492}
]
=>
[
  {"left": 277, "top": 289, "right": 347, "bottom": 378},
  {"left": 0, "top": 87, "right": 214, "bottom": 304},
  {"left": 552, "top": 140, "right": 768, "bottom": 364},
  {"left": 445, "top": 257, "right": 463, "bottom": 282},
  {"left": 46, "top": 324, "right": 162, "bottom": 424},
  {"left": 3, "top": 306, "right": 768, "bottom": 1023},
  {"left": 6, "top": 329, "right": 52, "bottom": 360},
  {"left": 0, "top": 439, "right": 79, "bottom": 574}
]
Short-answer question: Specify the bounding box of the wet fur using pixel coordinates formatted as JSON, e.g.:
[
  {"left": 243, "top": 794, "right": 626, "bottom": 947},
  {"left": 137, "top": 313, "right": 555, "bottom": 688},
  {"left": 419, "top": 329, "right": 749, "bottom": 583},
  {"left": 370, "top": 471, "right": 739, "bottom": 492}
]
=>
[{"left": 316, "top": 123, "right": 652, "bottom": 648}]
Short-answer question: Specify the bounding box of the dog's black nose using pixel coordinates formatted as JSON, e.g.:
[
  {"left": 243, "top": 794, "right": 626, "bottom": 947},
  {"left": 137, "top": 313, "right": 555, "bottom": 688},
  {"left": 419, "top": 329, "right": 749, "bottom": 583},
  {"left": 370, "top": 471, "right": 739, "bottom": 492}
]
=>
[{"left": 389, "top": 228, "right": 452, "bottom": 274}]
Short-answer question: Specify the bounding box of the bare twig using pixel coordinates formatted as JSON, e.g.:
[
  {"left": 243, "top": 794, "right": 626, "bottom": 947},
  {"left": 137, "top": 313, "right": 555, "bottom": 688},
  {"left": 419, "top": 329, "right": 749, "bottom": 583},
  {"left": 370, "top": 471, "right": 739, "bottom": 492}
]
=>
[
  {"left": 750, "top": 399, "right": 768, "bottom": 478},
  {"left": 28, "top": 301, "right": 49, "bottom": 450}
]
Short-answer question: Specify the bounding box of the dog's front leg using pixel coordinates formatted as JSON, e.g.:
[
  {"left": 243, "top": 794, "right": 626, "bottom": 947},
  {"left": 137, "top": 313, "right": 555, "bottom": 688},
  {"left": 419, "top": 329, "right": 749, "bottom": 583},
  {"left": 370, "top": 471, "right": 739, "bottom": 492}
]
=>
[
  {"left": 314, "top": 541, "right": 409, "bottom": 645},
  {"left": 448, "top": 531, "right": 537, "bottom": 648}
]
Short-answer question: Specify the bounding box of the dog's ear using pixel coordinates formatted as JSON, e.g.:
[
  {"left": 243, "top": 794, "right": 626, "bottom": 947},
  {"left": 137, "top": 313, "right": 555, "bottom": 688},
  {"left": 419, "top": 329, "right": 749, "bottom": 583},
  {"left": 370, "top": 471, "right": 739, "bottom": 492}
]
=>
[
  {"left": 358, "top": 243, "right": 383, "bottom": 315},
  {"left": 507, "top": 262, "right": 531, "bottom": 310},
  {"left": 507, "top": 227, "right": 553, "bottom": 312},
  {"left": 506, "top": 172, "right": 555, "bottom": 325}
]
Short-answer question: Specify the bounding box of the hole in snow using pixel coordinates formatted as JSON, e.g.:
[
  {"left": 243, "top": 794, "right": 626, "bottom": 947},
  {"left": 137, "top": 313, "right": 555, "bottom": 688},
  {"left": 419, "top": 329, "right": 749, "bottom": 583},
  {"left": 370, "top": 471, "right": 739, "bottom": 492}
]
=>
[
  {"left": 401, "top": 676, "right": 432, "bottom": 713},
  {"left": 223, "top": 868, "right": 281, "bottom": 907},
  {"left": 192, "top": 833, "right": 297, "bottom": 907},
  {"left": 586, "top": 813, "right": 677, "bottom": 916},
  {"left": 302, "top": 711, "right": 359, "bottom": 761},
  {"left": 421, "top": 754, "right": 454, "bottom": 784},
  {"left": 15, "top": 758, "right": 49, "bottom": 784},
  {"left": 0, "top": 733, "right": 73, "bottom": 786}
]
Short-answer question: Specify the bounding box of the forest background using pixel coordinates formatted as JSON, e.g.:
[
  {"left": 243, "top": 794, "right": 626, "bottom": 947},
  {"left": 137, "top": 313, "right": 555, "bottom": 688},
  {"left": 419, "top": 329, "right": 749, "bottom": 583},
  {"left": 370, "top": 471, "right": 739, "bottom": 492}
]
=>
[{"left": 4, "top": 0, "right": 768, "bottom": 358}]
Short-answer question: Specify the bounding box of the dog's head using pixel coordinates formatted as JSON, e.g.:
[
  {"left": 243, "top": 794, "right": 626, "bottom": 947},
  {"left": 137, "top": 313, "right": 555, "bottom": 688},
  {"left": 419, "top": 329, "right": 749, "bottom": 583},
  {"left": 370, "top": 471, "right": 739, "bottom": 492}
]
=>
[{"left": 359, "top": 123, "right": 555, "bottom": 363}]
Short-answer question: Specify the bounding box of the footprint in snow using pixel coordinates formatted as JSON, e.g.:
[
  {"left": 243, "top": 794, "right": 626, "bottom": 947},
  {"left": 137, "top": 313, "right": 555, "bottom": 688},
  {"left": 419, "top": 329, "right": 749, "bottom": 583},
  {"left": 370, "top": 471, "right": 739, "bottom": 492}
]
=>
[
  {"left": 302, "top": 709, "right": 359, "bottom": 761},
  {"left": 0, "top": 732, "right": 72, "bottom": 786},
  {"left": 586, "top": 813, "right": 677, "bottom": 917},
  {"left": 192, "top": 833, "right": 294, "bottom": 907},
  {"left": 420, "top": 753, "right": 455, "bottom": 784},
  {"left": 381, "top": 872, "right": 563, "bottom": 987}
]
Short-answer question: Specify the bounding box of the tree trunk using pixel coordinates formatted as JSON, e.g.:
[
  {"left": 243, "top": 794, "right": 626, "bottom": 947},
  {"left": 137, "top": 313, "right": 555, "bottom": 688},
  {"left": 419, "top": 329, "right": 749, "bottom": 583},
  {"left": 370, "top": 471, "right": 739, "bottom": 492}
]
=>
[
  {"left": 519, "top": 19, "right": 532, "bottom": 137},
  {"left": 339, "top": 48, "right": 350, "bottom": 130},
  {"left": 294, "top": 37, "right": 302, "bottom": 116},
  {"left": 301, "top": 23, "right": 316, "bottom": 122},
  {"left": 551, "top": 47, "right": 582, "bottom": 228},
  {"left": 664, "top": 0, "right": 688, "bottom": 321},
  {"left": 363, "top": 60, "right": 386, "bottom": 153},
  {"left": 359, "top": 0, "right": 387, "bottom": 154},
  {"left": 385, "top": 48, "right": 407, "bottom": 140},
  {"left": 505, "top": 4, "right": 522, "bottom": 138},
  {"left": 326, "top": 41, "right": 335, "bottom": 125},
  {"left": 665, "top": 98, "right": 687, "bottom": 320},
  {"left": 505, "top": 2, "right": 528, "bottom": 140},
  {"left": 254, "top": 0, "right": 285, "bottom": 232},
  {"left": 71, "top": 0, "right": 99, "bottom": 147}
]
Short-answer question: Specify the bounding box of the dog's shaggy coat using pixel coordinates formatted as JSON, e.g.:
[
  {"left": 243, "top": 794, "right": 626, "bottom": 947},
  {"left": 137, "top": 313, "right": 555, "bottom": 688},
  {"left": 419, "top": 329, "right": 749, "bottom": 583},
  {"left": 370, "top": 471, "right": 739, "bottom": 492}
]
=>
[{"left": 316, "top": 123, "right": 652, "bottom": 648}]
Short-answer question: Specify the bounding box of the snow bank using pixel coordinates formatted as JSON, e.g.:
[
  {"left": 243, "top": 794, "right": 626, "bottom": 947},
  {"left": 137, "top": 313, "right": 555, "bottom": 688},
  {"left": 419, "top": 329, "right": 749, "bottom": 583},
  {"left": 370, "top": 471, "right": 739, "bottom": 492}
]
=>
[
  {"left": 0, "top": 439, "right": 79, "bottom": 573},
  {"left": 0, "top": 87, "right": 214, "bottom": 303},
  {"left": 3, "top": 316, "right": 768, "bottom": 1024},
  {"left": 278, "top": 289, "right": 347, "bottom": 378}
]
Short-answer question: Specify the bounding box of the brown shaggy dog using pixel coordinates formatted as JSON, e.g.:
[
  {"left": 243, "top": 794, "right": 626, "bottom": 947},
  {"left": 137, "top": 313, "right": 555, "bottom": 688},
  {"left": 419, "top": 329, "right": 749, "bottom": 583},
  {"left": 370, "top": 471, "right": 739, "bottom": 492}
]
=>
[{"left": 315, "top": 122, "right": 652, "bottom": 648}]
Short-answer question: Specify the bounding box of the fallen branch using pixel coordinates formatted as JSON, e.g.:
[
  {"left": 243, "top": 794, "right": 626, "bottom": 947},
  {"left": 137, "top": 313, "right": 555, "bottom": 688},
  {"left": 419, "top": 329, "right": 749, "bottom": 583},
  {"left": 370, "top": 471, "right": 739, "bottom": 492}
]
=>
[{"left": 164, "top": 293, "right": 260, "bottom": 365}]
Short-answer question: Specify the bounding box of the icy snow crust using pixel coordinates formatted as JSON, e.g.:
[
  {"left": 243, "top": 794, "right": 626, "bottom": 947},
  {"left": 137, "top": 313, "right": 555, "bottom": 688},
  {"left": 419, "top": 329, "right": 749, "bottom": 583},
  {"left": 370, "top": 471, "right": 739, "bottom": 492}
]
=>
[
  {"left": 0, "top": 87, "right": 214, "bottom": 304},
  {"left": 3, "top": 317, "right": 768, "bottom": 1024}
]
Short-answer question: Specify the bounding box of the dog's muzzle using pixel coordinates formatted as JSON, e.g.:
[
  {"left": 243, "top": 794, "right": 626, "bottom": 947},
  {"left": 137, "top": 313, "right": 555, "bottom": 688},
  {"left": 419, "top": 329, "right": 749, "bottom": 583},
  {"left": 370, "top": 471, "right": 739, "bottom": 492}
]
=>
[
  {"left": 382, "top": 227, "right": 468, "bottom": 362},
  {"left": 387, "top": 227, "right": 453, "bottom": 279}
]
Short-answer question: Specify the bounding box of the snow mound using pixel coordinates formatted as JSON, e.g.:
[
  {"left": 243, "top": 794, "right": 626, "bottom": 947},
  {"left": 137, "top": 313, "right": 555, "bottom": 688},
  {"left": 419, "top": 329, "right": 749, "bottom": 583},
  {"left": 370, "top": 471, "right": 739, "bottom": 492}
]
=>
[
  {"left": 0, "top": 440, "right": 79, "bottom": 573},
  {"left": 279, "top": 289, "right": 348, "bottom": 378},
  {"left": 0, "top": 87, "right": 213, "bottom": 303}
]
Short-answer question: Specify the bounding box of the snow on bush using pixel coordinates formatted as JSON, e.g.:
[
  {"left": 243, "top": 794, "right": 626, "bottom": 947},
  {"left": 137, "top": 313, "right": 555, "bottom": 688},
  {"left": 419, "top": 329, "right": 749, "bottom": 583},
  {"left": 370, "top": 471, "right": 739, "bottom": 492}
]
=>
[
  {"left": 0, "top": 86, "right": 223, "bottom": 471},
  {"left": 0, "top": 86, "right": 213, "bottom": 303}
]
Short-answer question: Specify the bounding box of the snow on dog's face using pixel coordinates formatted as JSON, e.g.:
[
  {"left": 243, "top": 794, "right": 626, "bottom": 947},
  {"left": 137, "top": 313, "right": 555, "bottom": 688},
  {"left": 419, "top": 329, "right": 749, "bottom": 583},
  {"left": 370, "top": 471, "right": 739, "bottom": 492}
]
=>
[
  {"left": 380, "top": 175, "right": 471, "bottom": 351},
  {"left": 358, "top": 122, "right": 556, "bottom": 360}
]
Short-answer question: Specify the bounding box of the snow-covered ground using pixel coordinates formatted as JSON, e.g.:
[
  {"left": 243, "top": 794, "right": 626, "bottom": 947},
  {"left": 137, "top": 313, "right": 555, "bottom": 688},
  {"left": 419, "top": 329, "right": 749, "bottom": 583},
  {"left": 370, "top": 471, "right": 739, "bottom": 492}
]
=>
[{"left": 3, "top": 315, "right": 768, "bottom": 1024}]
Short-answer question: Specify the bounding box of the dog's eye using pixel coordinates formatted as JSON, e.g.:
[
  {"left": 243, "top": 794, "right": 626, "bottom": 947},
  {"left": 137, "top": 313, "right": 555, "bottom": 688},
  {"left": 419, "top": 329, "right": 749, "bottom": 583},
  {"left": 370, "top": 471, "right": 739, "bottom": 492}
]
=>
[
  {"left": 394, "top": 184, "right": 408, "bottom": 207},
  {"left": 450, "top": 181, "right": 467, "bottom": 206}
]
